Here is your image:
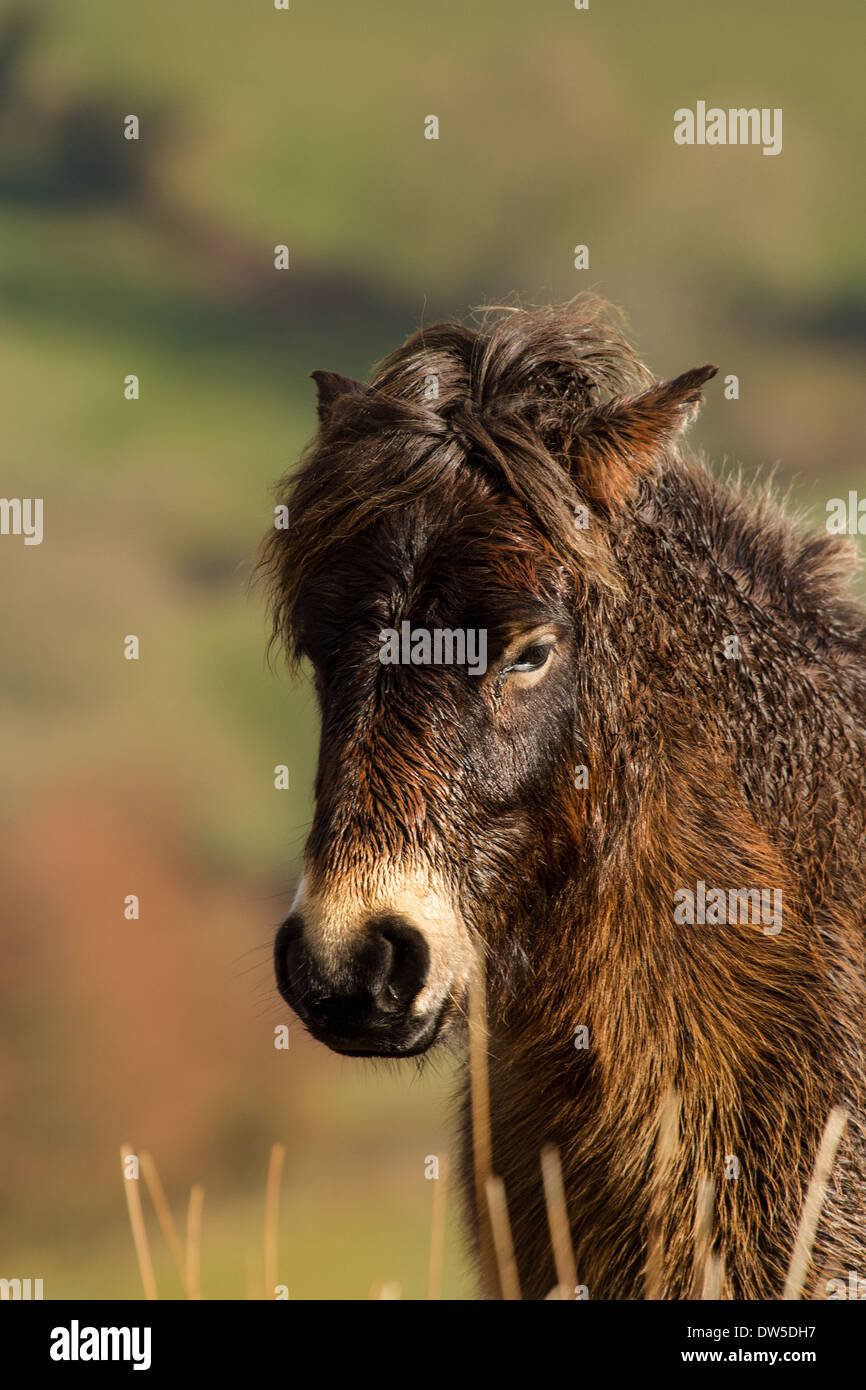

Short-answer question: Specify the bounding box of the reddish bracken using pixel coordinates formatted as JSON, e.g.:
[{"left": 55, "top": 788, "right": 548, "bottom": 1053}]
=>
[{"left": 260, "top": 297, "right": 866, "bottom": 1298}]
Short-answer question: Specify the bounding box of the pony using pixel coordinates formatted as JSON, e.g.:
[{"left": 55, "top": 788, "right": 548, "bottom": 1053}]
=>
[{"left": 260, "top": 297, "right": 866, "bottom": 1298}]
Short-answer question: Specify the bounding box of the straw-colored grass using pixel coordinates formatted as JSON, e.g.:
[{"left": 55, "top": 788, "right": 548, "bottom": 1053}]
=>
[
  {"left": 783, "top": 1106, "right": 848, "bottom": 1300},
  {"left": 643, "top": 1088, "right": 681, "bottom": 1299},
  {"left": 264, "top": 1142, "right": 286, "bottom": 1299},
  {"left": 121, "top": 1086, "right": 849, "bottom": 1299},
  {"left": 369, "top": 1280, "right": 401, "bottom": 1299},
  {"left": 701, "top": 1251, "right": 725, "bottom": 1300},
  {"left": 140, "top": 1150, "right": 187, "bottom": 1294},
  {"left": 468, "top": 966, "right": 499, "bottom": 1298},
  {"left": 119, "top": 1144, "right": 158, "bottom": 1301},
  {"left": 485, "top": 1174, "right": 521, "bottom": 1300},
  {"left": 690, "top": 1177, "right": 715, "bottom": 1300}
]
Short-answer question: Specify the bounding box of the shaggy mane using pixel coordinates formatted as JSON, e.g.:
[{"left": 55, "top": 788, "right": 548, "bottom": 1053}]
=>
[{"left": 259, "top": 296, "right": 655, "bottom": 666}]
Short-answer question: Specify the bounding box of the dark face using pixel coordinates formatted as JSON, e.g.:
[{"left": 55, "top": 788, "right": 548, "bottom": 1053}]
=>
[{"left": 274, "top": 474, "right": 579, "bottom": 1057}]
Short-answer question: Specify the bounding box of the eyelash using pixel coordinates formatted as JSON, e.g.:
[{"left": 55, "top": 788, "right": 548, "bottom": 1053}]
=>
[{"left": 506, "top": 642, "right": 555, "bottom": 674}]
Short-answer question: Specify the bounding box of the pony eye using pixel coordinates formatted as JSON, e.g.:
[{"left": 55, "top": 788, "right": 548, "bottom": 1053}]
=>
[{"left": 508, "top": 642, "right": 554, "bottom": 674}]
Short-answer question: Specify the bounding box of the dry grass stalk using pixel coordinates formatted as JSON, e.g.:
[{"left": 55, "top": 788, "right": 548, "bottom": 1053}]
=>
[
  {"left": 468, "top": 965, "right": 498, "bottom": 1298},
  {"left": 689, "top": 1177, "right": 715, "bottom": 1300},
  {"left": 485, "top": 1174, "right": 521, "bottom": 1300},
  {"left": 264, "top": 1141, "right": 286, "bottom": 1299},
  {"left": 782, "top": 1105, "right": 847, "bottom": 1300},
  {"left": 369, "top": 1281, "right": 401, "bottom": 1299},
  {"left": 702, "top": 1250, "right": 725, "bottom": 1300},
  {"left": 643, "top": 1087, "right": 681, "bottom": 1300},
  {"left": 140, "top": 1150, "right": 187, "bottom": 1294},
  {"left": 185, "top": 1183, "right": 205, "bottom": 1301},
  {"left": 427, "top": 1153, "right": 448, "bottom": 1301},
  {"left": 540, "top": 1145, "right": 577, "bottom": 1297},
  {"left": 119, "top": 1144, "right": 158, "bottom": 1301}
]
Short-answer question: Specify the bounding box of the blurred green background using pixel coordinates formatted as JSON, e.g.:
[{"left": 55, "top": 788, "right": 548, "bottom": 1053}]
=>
[{"left": 0, "top": 0, "right": 863, "bottom": 1299}]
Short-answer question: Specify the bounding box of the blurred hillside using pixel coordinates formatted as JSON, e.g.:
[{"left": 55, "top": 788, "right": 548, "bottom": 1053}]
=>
[{"left": 0, "top": 0, "right": 863, "bottom": 1298}]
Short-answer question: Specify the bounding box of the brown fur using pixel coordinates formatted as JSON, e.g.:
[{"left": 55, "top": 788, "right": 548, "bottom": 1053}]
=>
[{"left": 260, "top": 297, "right": 866, "bottom": 1298}]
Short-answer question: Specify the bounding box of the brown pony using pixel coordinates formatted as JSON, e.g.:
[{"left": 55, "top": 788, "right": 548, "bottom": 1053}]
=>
[{"left": 260, "top": 297, "right": 866, "bottom": 1298}]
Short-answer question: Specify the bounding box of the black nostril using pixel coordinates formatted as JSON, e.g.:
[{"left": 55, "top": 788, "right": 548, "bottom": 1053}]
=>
[
  {"left": 274, "top": 909, "right": 431, "bottom": 1042},
  {"left": 366, "top": 914, "right": 430, "bottom": 1011}
]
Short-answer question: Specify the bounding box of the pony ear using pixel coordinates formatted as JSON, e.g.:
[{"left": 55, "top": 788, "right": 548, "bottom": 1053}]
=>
[
  {"left": 570, "top": 365, "right": 717, "bottom": 511},
  {"left": 310, "top": 369, "right": 363, "bottom": 426}
]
